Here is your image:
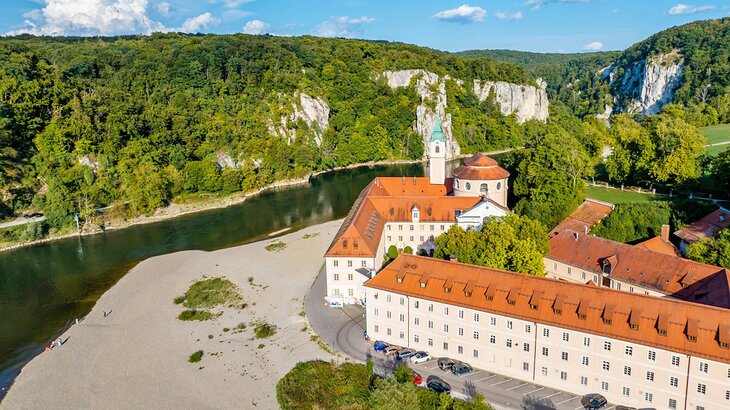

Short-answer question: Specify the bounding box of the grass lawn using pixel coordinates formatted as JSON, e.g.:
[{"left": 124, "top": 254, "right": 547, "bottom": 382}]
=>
[
  {"left": 706, "top": 143, "right": 729, "bottom": 157},
  {"left": 586, "top": 186, "right": 657, "bottom": 204},
  {"left": 700, "top": 123, "right": 730, "bottom": 150}
]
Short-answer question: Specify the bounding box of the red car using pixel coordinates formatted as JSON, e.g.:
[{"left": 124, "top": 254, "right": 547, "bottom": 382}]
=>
[{"left": 411, "top": 371, "right": 423, "bottom": 386}]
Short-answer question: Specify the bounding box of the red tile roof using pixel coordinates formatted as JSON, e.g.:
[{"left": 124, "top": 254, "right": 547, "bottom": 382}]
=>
[
  {"left": 547, "top": 231, "right": 730, "bottom": 309},
  {"left": 452, "top": 154, "right": 510, "bottom": 181},
  {"left": 635, "top": 236, "right": 681, "bottom": 257},
  {"left": 365, "top": 254, "right": 730, "bottom": 364},
  {"left": 324, "top": 177, "right": 482, "bottom": 258},
  {"left": 550, "top": 199, "right": 614, "bottom": 236},
  {"left": 675, "top": 208, "right": 730, "bottom": 244}
]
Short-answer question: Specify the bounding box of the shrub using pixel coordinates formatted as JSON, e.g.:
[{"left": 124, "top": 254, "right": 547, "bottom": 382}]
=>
[
  {"left": 183, "top": 277, "right": 242, "bottom": 309},
  {"left": 189, "top": 350, "right": 203, "bottom": 363},
  {"left": 173, "top": 295, "right": 185, "bottom": 305},
  {"left": 178, "top": 310, "right": 214, "bottom": 321},
  {"left": 416, "top": 249, "right": 428, "bottom": 256},
  {"left": 387, "top": 245, "right": 399, "bottom": 259},
  {"left": 403, "top": 246, "right": 413, "bottom": 254},
  {"left": 253, "top": 321, "right": 277, "bottom": 339},
  {"left": 265, "top": 241, "right": 287, "bottom": 252}
]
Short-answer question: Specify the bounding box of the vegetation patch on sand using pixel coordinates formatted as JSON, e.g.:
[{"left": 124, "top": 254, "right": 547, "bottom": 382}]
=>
[
  {"left": 175, "top": 277, "right": 242, "bottom": 321},
  {"left": 253, "top": 320, "right": 277, "bottom": 339},
  {"left": 189, "top": 350, "right": 203, "bottom": 363},
  {"left": 265, "top": 241, "right": 287, "bottom": 252},
  {"left": 302, "top": 233, "right": 320, "bottom": 239},
  {"left": 276, "top": 360, "right": 494, "bottom": 410}
]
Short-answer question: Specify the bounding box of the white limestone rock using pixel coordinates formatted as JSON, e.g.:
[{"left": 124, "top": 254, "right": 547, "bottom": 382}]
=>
[
  {"left": 78, "top": 155, "right": 99, "bottom": 173},
  {"left": 215, "top": 151, "right": 237, "bottom": 169},
  {"left": 472, "top": 80, "right": 549, "bottom": 123},
  {"left": 614, "top": 50, "right": 684, "bottom": 116},
  {"left": 267, "top": 93, "right": 330, "bottom": 146},
  {"left": 382, "top": 70, "right": 460, "bottom": 159}
]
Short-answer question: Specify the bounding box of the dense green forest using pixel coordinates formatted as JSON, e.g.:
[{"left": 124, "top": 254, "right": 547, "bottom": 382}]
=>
[{"left": 0, "top": 33, "right": 534, "bottom": 232}]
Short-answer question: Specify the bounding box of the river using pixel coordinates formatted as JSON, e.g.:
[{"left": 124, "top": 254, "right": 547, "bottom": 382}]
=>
[{"left": 0, "top": 163, "right": 426, "bottom": 398}]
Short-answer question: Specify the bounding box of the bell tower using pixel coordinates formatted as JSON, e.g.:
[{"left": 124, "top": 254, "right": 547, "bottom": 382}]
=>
[{"left": 429, "top": 116, "right": 446, "bottom": 185}]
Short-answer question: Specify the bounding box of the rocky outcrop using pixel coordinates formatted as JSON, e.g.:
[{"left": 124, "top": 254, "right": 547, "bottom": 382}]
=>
[
  {"left": 268, "top": 93, "right": 330, "bottom": 146},
  {"left": 381, "top": 69, "right": 549, "bottom": 159},
  {"left": 472, "top": 80, "right": 549, "bottom": 123},
  {"left": 382, "top": 70, "right": 460, "bottom": 159},
  {"left": 78, "top": 155, "right": 99, "bottom": 173},
  {"left": 611, "top": 50, "right": 684, "bottom": 116}
]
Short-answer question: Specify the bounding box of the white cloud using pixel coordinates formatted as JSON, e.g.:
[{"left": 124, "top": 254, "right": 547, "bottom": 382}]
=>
[
  {"left": 494, "top": 11, "right": 523, "bottom": 21},
  {"left": 312, "top": 16, "right": 374, "bottom": 38},
  {"left": 527, "top": 0, "right": 588, "bottom": 10},
  {"left": 7, "top": 0, "right": 166, "bottom": 36},
  {"left": 6, "top": 0, "right": 219, "bottom": 36},
  {"left": 209, "top": 0, "right": 254, "bottom": 8},
  {"left": 582, "top": 41, "right": 603, "bottom": 51},
  {"left": 155, "top": 1, "right": 171, "bottom": 17},
  {"left": 434, "top": 4, "right": 486, "bottom": 23},
  {"left": 243, "top": 19, "right": 270, "bottom": 35},
  {"left": 666, "top": 4, "right": 715, "bottom": 15},
  {"left": 179, "top": 12, "right": 219, "bottom": 33}
]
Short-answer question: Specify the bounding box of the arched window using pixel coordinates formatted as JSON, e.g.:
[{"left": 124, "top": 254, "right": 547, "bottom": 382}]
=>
[
  {"left": 496, "top": 182, "right": 502, "bottom": 190},
  {"left": 465, "top": 182, "right": 471, "bottom": 191},
  {"left": 480, "top": 183, "right": 488, "bottom": 193},
  {"left": 435, "top": 145, "right": 440, "bottom": 154}
]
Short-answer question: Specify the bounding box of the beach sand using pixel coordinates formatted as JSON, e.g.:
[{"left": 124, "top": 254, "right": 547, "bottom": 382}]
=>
[{"left": 1, "top": 220, "right": 343, "bottom": 410}]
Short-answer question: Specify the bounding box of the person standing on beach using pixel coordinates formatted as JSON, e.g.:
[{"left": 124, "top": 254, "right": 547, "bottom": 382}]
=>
[{"left": 56, "top": 338, "right": 63, "bottom": 347}]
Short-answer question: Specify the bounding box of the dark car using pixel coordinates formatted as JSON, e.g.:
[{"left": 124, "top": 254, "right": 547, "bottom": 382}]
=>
[
  {"left": 397, "top": 348, "right": 417, "bottom": 360},
  {"left": 580, "top": 393, "right": 608, "bottom": 409},
  {"left": 426, "top": 375, "right": 451, "bottom": 394},
  {"left": 437, "top": 357, "right": 458, "bottom": 371},
  {"left": 451, "top": 362, "right": 473, "bottom": 376},
  {"left": 373, "top": 340, "right": 389, "bottom": 351}
]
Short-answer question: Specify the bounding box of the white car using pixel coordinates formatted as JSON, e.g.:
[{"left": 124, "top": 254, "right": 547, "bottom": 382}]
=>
[{"left": 410, "top": 351, "right": 431, "bottom": 364}]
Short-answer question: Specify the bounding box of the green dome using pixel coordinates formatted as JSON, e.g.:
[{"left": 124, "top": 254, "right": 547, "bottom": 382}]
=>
[{"left": 429, "top": 116, "right": 446, "bottom": 143}]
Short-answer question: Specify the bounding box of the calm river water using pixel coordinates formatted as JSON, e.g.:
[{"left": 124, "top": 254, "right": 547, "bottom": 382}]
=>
[{"left": 0, "top": 163, "right": 426, "bottom": 398}]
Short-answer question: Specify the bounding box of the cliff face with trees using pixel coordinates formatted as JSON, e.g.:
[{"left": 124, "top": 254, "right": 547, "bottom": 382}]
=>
[
  {"left": 0, "top": 34, "right": 539, "bottom": 230},
  {"left": 463, "top": 18, "right": 730, "bottom": 125}
]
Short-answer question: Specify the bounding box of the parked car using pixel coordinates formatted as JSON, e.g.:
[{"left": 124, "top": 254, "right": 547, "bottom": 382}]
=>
[
  {"left": 410, "top": 351, "right": 431, "bottom": 364},
  {"left": 426, "top": 375, "right": 451, "bottom": 394},
  {"left": 451, "top": 362, "right": 473, "bottom": 376},
  {"left": 383, "top": 345, "right": 403, "bottom": 356},
  {"left": 373, "top": 340, "right": 389, "bottom": 351},
  {"left": 411, "top": 371, "right": 422, "bottom": 386},
  {"left": 437, "top": 357, "right": 458, "bottom": 371},
  {"left": 397, "top": 348, "right": 417, "bottom": 360},
  {"left": 580, "top": 393, "right": 608, "bottom": 409}
]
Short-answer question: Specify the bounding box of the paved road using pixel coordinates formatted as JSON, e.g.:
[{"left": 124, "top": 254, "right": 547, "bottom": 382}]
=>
[
  {"left": 0, "top": 216, "right": 45, "bottom": 229},
  {"left": 304, "top": 267, "right": 612, "bottom": 410}
]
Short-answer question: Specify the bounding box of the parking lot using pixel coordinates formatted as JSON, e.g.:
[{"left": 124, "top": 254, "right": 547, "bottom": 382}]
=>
[{"left": 408, "top": 358, "right": 616, "bottom": 410}]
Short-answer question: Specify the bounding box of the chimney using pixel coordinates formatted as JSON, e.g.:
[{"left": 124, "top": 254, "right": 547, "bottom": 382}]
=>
[
  {"left": 661, "top": 224, "right": 670, "bottom": 242},
  {"left": 449, "top": 254, "right": 458, "bottom": 263},
  {"left": 413, "top": 175, "right": 416, "bottom": 185},
  {"left": 584, "top": 225, "right": 588, "bottom": 234},
  {"left": 574, "top": 232, "right": 579, "bottom": 241}
]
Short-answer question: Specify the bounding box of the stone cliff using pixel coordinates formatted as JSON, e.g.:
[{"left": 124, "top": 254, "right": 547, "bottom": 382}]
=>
[
  {"left": 268, "top": 93, "right": 330, "bottom": 146},
  {"left": 607, "top": 49, "right": 685, "bottom": 116},
  {"left": 381, "top": 69, "right": 548, "bottom": 159},
  {"left": 472, "top": 79, "right": 549, "bottom": 123}
]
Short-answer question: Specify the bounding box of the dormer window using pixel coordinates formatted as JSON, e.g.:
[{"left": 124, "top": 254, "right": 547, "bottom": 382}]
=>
[
  {"left": 420, "top": 282, "right": 426, "bottom": 288},
  {"left": 630, "top": 324, "right": 639, "bottom": 331},
  {"left": 658, "top": 329, "right": 667, "bottom": 336},
  {"left": 342, "top": 240, "right": 348, "bottom": 249},
  {"left": 553, "top": 309, "right": 562, "bottom": 316},
  {"left": 412, "top": 207, "right": 420, "bottom": 223},
  {"left": 721, "top": 342, "right": 729, "bottom": 349},
  {"left": 465, "top": 291, "right": 472, "bottom": 297},
  {"left": 688, "top": 335, "right": 697, "bottom": 343},
  {"left": 603, "top": 319, "right": 612, "bottom": 325},
  {"left": 353, "top": 240, "right": 359, "bottom": 249},
  {"left": 508, "top": 300, "right": 516, "bottom": 306},
  {"left": 578, "top": 313, "right": 586, "bottom": 320}
]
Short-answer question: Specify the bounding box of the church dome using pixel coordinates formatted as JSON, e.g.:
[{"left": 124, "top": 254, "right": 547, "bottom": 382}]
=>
[{"left": 452, "top": 153, "right": 510, "bottom": 181}]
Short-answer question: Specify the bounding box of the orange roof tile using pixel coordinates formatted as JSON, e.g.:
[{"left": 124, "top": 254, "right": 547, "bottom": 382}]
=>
[
  {"left": 675, "top": 208, "right": 730, "bottom": 243},
  {"left": 365, "top": 254, "right": 730, "bottom": 364},
  {"left": 550, "top": 199, "right": 614, "bottom": 236},
  {"left": 547, "top": 231, "right": 730, "bottom": 309},
  {"left": 324, "top": 177, "right": 482, "bottom": 258},
  {"left": 452, "top": 154, "right": 510, "bottom": 181},
  {"left": 635, "top": 236, "right": 681, "bottom": 257}
]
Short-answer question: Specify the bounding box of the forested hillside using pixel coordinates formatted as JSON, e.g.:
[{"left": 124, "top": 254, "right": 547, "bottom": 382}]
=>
[
  {"left": 0, "top": 34, "right": 534, "bottom": 231},
  {"left": 462, "top": 18, "right": 730, "bottom": 124}
]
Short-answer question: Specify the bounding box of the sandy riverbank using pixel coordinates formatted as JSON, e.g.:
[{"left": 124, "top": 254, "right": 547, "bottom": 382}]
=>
[{"left": 1, "top": 219, "right": 343, "bottom": 409}]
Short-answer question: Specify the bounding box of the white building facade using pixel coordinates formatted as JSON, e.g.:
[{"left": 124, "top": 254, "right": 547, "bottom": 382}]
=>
[{"left": 365, "top": 255, "right": 730, "bottom": 410}]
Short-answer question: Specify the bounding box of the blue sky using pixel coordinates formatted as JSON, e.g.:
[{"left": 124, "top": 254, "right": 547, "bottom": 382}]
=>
[{"left": 1, "top": 1, "right": 729, "bottom": 52}]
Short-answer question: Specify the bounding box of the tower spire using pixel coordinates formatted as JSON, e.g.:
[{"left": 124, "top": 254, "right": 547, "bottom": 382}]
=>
[{"left": 430, "top": 115, "right": 446, "bottom": 142}]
